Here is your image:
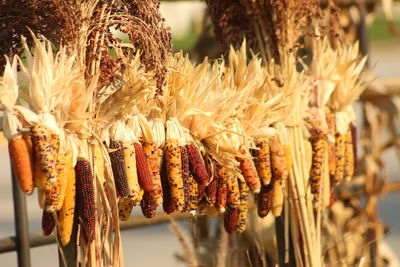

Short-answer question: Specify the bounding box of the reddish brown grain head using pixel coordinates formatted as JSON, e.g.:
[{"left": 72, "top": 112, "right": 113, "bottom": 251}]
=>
[
  {"left": 224, "top": 207, "right": 239, "bottom": 234},
  {"left": 141, "top": 191, "right": 157, "bottom": 218},
  {"left": 42, "top": 210, "right": 55, "bottom": 236},
  {"left": 134, "top": 142, "right": 154, "bottom": 192},
  {"left": 181, "top": 146, "right": 191, "bottom": 212},
  {"left": 109, "top": 140, "right": 130, "bottom": 198},
  {"left": 161, "top": 158, "right": 175, "bottom": 214},
  {"left": 186, "top": 144, "right": 210, "bottom": 185},
  {"left": 257, "top": 183, "right": 273, "bottom": 218}
]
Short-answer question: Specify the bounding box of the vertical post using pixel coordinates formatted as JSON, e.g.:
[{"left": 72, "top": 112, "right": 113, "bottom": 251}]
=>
[{"left": 11, "top": 166, "right": 31, "bottom": 267}]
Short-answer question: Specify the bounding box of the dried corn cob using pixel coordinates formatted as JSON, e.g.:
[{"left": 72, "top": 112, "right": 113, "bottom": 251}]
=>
[
  {"left": 224, "top": 207, "right": 239, "bottom": 234},
  {"left": 161, "top": 159, "right": 175, "bottom": 214},
  {"left": 333, "top": 133, "right": 345, "bottom": 183},
  {"left": 255, "top": 137, "right": 272, "bottom": 186},
  {"left": 226, "top": 171, "right": 240, "bottom": 209},
  {"left": 343, "top": 128, "right": 355, "bottom": 181},
  {"left": 350, "top": 123, "right": 357, "bottom": 172},
  {"left": 326, "top": 111, "right": 336, "bottom": 181},
  {"left": 109, "top": 140, "right": 130, "bottom": 198},
  {"left": 57, "top": 165, "right": 76, "bottom": 245},
  {"left": 186, "top": 144, "right": 209, "bottom": 185},
  {"left": 215, "top": 164, "right": 228, "bottom": 213},
  {"left": 42, "top": 210, "right": 55, "bottom": 236},
  {"left": 141, "top": 191, "right": 157, "bottom": 218},
  {"left": 122, "top": 141, "right": 139, "bottom": 199},
  {"left": 181, "top": 146, "right": 190, "bottom": 212},
  {"left": 164, "top": 140, "right": 184, "bottom": 211},
  {"left": 270, "top": 136, "right": 289, "bottom": 183},
  {"left": 237, "top": 147, "right": 261, "bottom": 193},
  {"left": 134, "top": 142, "right": 153, "bottom": 192},
  {"left": 188, "top": 174, "right": 199, "bottom": 212},
  {"left": 9, "top": 137, "right": 34, "bottom": 194},
  {"left": 31, "top": 125, "right": 58, "bottom": 189},
  {"left": 309, "top": 130, "right": 328, "bottom": 203},
  {"left": 205, "top": 175, "right": 219, "bottom": 205},
  {"left": 272, "top": 180, "right": 284, "bottom": 217},
  {"left": 75, "top": 159, "right": 96, "bottom": 243},
  {"left": 118, "top": 198, "right": 135, "bottom": 221},
  {"left": 45, "top": 154, "right": 67, "bottom": 212},
  {"left": 142, "top": 143, "right": 163, "bottom": 206},
  {"left": 257, "top": 183, "right": 273, "bottom": 218},
  {"left": 236, "top": 179, "right": 249, "bottom": 233}
]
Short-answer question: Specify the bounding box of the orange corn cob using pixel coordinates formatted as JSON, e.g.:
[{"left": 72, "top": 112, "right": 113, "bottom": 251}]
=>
[
  {"left": 236, "top": 179, "right": 249, "bottom": 233},
  {"left": 141, "top": 191, "right": 157, "bottom": 218},
  {"left": 9, "top": 137, "right": 34, "bottom": 194},
  {"left": 309, "top": 130, "right": 328, "bottom": 203},
  {"left": 161, "top": 159, "right": 175, "bottom": 214},
  {"left": 224, "top": 207, "right": 239, "bottom": 234},
  {"left": 118, "top": 197, "right": 135, "bottom": 221},
  {"left": 186, "top": 144, "right": 209, "bottom": 185},
  {"left": 75, "top": 159, "right": 96, "bottom": 243},
  {"left": 215, "top": 164, "right": 228, "bottom": 213},
  {"left": 31, "top": 125, "right": 59, "bottom": 188},
  {"left": 270, "top": 136, "right": 289, "bottom": 182},
  {"left": 226, "top": 170, "right": 240, "bottom": 209},
  {"left": 236, "top": 147, "right": 261, "bottom": 193},
  {"left": 271, "top": 180, "right": 284, "bottom": 217},
  {"left": 142, "top": 143, "right": 163, "bottom": 206},
  {"left": 57, "top": 164, "right": 76, "bottom": 245},
  {"left": 333, "top": 133, "right": 345, "bottom": 183},
  {"left": 109, "top": 140, "right": 130, "bottom": 198},
  {"left": 164, "top": 140, "right": 184, "bottom": 211},
  {"left": 343, "top": 128, "right": 355, "bottom": 181},
  {"left": 255, "top": 137, "right": 272, "bottom": 185},
  {"left": 45, "top": 154, "right": 66, "bottom": 212},
  {"left": 134, "top": 142, "right": 153, "bottom": 192},
  {"left": 257, "top": 183, "right": 273, "bottom": 218},
  {"left": 42, "top": 210, "right": 55, "bottom": 236}
]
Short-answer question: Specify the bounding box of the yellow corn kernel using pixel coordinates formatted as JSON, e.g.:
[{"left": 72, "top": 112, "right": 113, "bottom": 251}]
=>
[
  {"left": 57, "top": 165, "right": 76, "bottom": 245},
  {"left": 118, "top": 197, "right": 135, "bottom": 221},
  {"left": 236, "top": 179, "right": 249, "bottom": 233},
  {"left": 333, "top": 133, "right": 345, "bottom": 183},
  {"left": 45, "top": 154, "right": 67, "bottom": 212},
  {"left": 343, "top": 129, "right": 354, "bottom": 181},
  {"left": 255, "top": 137, "right": 272, "bottom": 186},
  {"left": 188, "top": 174, "right": 199, "bottom": 212},
  {"left": 226, "top": 170, "right": 240, "bottom": 209},
  {"left": 164, "top": 140, "right": 184, "bottom": 212},
  {"left": 309, "top": 131, "right": 328, "bottom": 203}
]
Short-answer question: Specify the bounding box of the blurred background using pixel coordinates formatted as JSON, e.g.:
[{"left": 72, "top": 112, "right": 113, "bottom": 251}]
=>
[{"left": 1, "top": 1, "right": 399, "bottom": 266}]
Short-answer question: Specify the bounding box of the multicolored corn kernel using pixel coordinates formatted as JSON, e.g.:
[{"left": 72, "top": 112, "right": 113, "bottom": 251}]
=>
[
  {"left": 181, "top": 146, "right": 190, "bottom": 212},
  {"left": 42, "top": 210, "right": 55, "bottom": 236},
  {"left": 224, "top": 207, "right": 239, "bottom": 234},
  {"left": 257, "top": 183, "right": 273, "bottom": 218},
  {"left": 75, "top": 159, "right": 96, "bottom": 243},
  {"left": 57, "top": 165, "right": 76, "bottom": 245},
  {"left": 122, "top": 141, "right": 139, "bottom": 199},
  {"left": 186, "top": 144, "right": 210, "bottom": 185},
  {"left": 118, "top": 197, "right": 135, "bottom": 221},
  {"left": 141, "top": 191, "right": 157, "bottom": 218},
  {"left": 226, "top": 170, "right": 240, "bottom": 209},
  {"left": 215, "top": 164, "right": 228, "bottom": 213},
  {"left": 270, "top": 136, "right": 289, "bottom": 182},
  {"left": 164, "top": 140, "right": 184, "bottom": 212},
  {"left": 161, "top": 159, "right": 175, "bottom": 214},
  {"left": 326, "top": 111, "right": 336, "bottom": 181},
  {"left": 333, "top": 133, "right": 345, "bottom": 183},
  {"left": 109, "top": 140, "right": 130, "bottom": 198},
  {"left": 309, "top": 130, "right": 328, "bottom": 203},
  {"left": 188, "top": 174, "right": 199, "bottom": 212},
  {"left": 343, "top": 128, "right": 355, "bottom": 181},
  {"left": 205, "top": 175, "right": 219, "bottom": 205},
  {"left": 142, "top": 143, "right": 163, "bottom": 206},
  {"left": 255, "top": 137, "right": 272, "bottom": 186},
  {"left": 31, "top": 125, "right": 58, "bottom": 189},
  {"left": 271, "top": 180, "right": 284, "bottom": 217},
  {"left": 236, "top": 147, "right": 261, "bottom": 193},
  {"left": 134, "top": 142, "right": 153, "bottom": 192},
  {"left": 9, "top": 137, "right": 34, "bottom": 194},
  {"left": 350, "top": 123, "right": 357, "bottom": 172},
  {"left": 236, "top": 179, "right": 249, "bottom": 233},
  {"left": 46, "top": 154, "right": 70, "bottom": 212}
]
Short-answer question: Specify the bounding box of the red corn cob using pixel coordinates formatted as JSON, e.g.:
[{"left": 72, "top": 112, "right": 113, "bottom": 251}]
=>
[
  {"left": 134, "top": 142, "right": 153, "bottom": 192},
  {"left": 161, "top": 159, "right": 175, "bottom": 214},
  {"left": 224, "top": 207, "right": 239, "bottom": 234},
  {"left": 75, "top": 159, "right": 96, "bottom": 243},
  {"left": 205, "top": 175, "right": 219, "bottom": 205},
  {"left": 257, "top": 183, "right": 273, "bottom": 218},
  {"left": 186, "top": 144, "right": 210, "bottom": 185},
  {"left": 109, "top": 141, "right": 130, "bottom": 198},
  {"left": 141, "top": 191, "right": 157, "bottom": 218},
  {"left": 42, "top": 210, "right": 55, "bottom": 236}
]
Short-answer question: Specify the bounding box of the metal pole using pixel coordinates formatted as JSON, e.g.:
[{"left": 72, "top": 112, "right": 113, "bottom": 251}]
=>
[{"left": 11, "top": 166, "right": 31, "bottom": 267}]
